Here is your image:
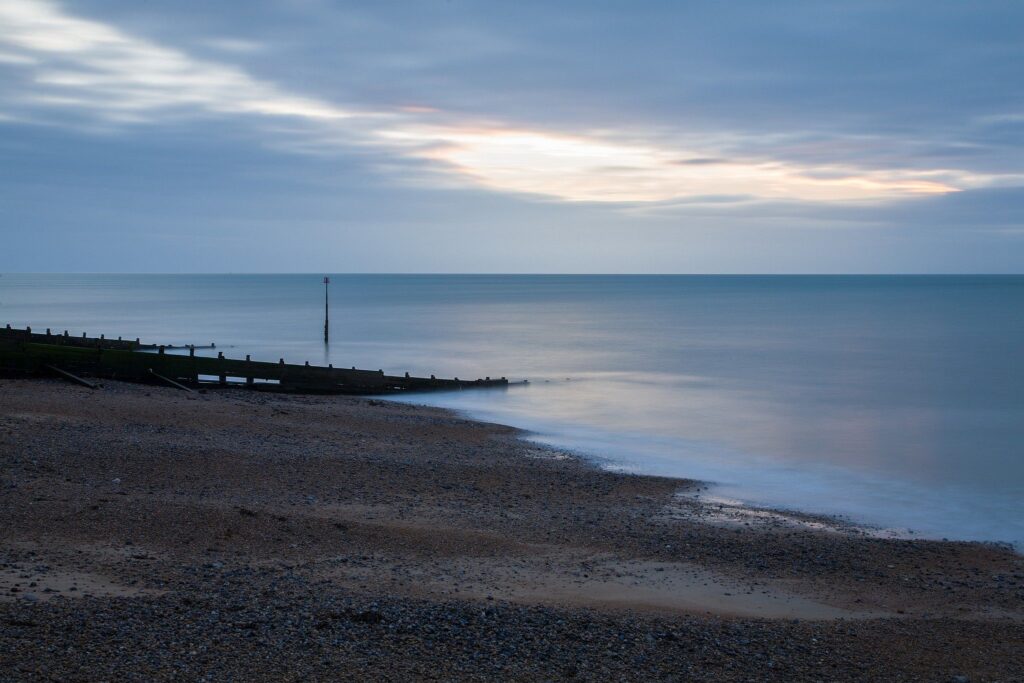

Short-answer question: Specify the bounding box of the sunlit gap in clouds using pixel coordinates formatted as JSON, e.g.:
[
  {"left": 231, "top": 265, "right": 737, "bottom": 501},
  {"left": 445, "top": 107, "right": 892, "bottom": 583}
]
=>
[
  {"left": 378, "top": 126, "right": 959, "bottom": 203},
  {"left": 0, "top": 0, "right": 981, "bottom": 205}
]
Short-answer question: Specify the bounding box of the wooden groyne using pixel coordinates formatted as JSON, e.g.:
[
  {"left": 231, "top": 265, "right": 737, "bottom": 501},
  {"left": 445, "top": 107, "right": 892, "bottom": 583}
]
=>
[{"left": 0, "top": 325, "right": 512, "bottom": 394}]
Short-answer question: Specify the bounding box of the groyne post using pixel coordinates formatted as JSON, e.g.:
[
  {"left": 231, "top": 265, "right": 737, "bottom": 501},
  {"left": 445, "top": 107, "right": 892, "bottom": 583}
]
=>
[{"left": 323, "top": 276, "right": 330, "bottom": 345}]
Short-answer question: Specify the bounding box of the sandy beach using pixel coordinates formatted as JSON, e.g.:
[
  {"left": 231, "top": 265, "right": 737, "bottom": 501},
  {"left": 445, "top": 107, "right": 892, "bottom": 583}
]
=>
[{"left": 1, "top": 378, "right": 1022, "bottom": 681}]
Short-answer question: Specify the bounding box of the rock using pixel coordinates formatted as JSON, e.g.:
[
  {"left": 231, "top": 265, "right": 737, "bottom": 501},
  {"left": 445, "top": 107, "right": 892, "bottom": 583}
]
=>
[{"left": 351, "top": 610, "right": 383, "bottom": 625}]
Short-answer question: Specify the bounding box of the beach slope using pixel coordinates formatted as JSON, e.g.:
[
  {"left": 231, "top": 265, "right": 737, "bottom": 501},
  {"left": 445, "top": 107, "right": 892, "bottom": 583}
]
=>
[{"left": 1, "top": 379, "right": 1022, "bottom": 681}]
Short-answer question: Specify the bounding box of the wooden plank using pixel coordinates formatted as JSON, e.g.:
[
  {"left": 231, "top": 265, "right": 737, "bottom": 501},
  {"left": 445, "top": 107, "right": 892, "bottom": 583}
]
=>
[
  {"left": 44, "top": 364, "right": 98, "bottom": 389},
  {"left": 148, "top": 368, "right": 194, "bottom": 392}
]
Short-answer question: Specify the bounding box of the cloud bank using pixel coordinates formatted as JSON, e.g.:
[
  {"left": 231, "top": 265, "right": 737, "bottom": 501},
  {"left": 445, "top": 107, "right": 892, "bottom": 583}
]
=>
[
  {"left": 0, "top": 0, "right": 1022, "bottom": 272},
  {"left": 1, "top": 0, "right": 1008, "bottom": 204}
]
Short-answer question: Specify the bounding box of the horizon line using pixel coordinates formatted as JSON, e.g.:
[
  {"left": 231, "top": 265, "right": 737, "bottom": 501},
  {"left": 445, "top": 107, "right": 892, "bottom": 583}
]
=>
[{"left": 2, "top": 272, "right": 1024, "bottom": 277}]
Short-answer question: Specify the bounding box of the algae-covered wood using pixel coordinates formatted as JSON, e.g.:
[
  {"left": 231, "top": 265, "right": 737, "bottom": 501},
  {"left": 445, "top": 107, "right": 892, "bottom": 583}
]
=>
[{"left": 0, "top": 326, "right": 509, "bottom": 394}]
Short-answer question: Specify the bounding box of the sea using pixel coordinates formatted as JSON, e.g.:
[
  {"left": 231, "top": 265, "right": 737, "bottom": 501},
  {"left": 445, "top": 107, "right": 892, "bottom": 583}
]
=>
[{"left": 2, "top": 273, "right": 1022, "bottom": 547}]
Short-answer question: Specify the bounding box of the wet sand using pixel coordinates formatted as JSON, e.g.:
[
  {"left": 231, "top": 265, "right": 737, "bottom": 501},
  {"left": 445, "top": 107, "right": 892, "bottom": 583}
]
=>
[{"left": 1, "top": 378, "right": 1022, "bottom": 681}]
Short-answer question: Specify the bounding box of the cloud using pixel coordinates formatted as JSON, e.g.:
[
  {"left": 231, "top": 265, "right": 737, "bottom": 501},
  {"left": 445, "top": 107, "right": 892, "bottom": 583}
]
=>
[
  {"left": 382, "top": 126, "right": 965, "bottom": 203},
  {"left": 202, "top": 38, "right": 266, "bottom": 54},
  {"left": 0, "top": 0, "right": 369, "bottom": 125},
  {"left": 674, "top": 158, "right": 731, "bottom": 166},
  {"left": 0, "top": 0, "right": 1015, "bottom": 206}
]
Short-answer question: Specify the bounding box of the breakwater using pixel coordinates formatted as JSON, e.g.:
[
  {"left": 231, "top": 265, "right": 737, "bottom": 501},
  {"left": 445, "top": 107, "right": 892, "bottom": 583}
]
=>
[{"left": 0, "top": 325, "right": 510, "bottom": 394}]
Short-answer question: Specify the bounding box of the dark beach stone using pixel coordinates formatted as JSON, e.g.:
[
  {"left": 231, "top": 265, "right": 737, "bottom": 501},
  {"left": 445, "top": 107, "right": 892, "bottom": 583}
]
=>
[{"left": 350, "top": 610, "right": 383, "bottom": 624}]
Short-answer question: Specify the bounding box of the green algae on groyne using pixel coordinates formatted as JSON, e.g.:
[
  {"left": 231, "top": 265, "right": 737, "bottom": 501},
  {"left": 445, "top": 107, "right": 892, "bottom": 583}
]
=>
[{"left": 0, "top": 325, "right": 511, "bottom": 395}]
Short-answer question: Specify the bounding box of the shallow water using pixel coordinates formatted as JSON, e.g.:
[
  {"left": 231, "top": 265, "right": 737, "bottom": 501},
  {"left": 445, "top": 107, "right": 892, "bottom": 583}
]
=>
[{"left": 2, "top": 273, "right": 1022, "bottom": 546}]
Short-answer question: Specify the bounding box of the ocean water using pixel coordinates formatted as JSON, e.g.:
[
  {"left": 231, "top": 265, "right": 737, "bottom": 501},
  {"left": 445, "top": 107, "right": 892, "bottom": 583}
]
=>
[{"left": 2, "top": 273, "right": 1022, "bottom": 546}]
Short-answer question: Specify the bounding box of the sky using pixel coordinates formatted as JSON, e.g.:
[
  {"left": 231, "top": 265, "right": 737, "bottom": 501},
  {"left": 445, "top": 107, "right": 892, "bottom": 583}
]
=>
[{"left": 1, "top": 0, "right": 1023, "bottom": 273}]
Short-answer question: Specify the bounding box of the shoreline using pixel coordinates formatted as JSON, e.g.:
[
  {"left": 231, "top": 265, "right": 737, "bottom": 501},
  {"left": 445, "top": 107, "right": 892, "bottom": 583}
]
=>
[
  {"left": 2, "top": 378, "right": 1022, "bottom": 680},
  {"left": 387, "top": 378, "right": 1024, "bottom": 555},
  {"left": 437, "top": 411, "right": 1024, "bottom": 557},
  {"left": 409, "top": 408, "right": 942, "bottom": 549}
]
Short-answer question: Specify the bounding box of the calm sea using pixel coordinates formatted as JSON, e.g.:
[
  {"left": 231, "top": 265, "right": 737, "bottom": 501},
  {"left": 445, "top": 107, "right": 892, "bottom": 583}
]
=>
[{"left": 2, "top": 274, "right": 1022, "bottom": 546}]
